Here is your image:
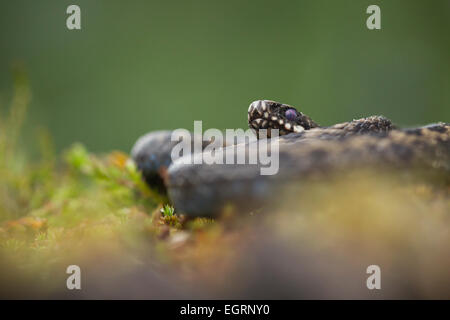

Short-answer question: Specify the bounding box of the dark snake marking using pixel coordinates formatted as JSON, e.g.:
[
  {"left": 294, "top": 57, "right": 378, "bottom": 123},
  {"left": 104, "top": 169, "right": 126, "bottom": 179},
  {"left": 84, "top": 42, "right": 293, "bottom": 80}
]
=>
[{"left": 131, "top": 100, "right": 450, "bottom": 216}]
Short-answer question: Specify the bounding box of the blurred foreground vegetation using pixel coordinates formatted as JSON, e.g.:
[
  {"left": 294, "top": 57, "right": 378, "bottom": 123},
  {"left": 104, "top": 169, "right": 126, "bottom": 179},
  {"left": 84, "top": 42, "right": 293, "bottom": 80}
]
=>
[
  {"left": 0, "top": 74, "right": 185, "bottom": 296},
  {"left": 0, "top": 76, "right": 449, "bottom": 299}
]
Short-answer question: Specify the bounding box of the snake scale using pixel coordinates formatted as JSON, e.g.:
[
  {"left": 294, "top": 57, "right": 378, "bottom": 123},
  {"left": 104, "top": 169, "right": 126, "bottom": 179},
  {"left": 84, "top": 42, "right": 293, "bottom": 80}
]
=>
[{"left": 131, "top": 100, "right": 450, "bottom": 216}]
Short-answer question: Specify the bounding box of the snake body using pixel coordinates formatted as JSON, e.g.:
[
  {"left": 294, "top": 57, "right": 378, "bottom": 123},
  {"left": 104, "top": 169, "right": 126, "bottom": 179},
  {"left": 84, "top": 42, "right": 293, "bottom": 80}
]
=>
[{"left": 131, "top": 100, "right": 450, "bottom": 216}]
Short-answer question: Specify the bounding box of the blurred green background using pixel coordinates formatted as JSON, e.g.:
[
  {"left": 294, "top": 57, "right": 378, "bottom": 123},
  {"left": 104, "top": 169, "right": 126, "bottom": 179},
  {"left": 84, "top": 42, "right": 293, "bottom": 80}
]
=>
[{"left": 0, "top": 0, "right": 449, "bottom": 153}]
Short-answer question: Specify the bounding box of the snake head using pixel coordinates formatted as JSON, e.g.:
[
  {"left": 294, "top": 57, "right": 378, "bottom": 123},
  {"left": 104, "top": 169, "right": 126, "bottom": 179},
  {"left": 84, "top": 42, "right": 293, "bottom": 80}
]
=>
[{"left": 248, "top": 100, "right": 319, "bottom": 138}]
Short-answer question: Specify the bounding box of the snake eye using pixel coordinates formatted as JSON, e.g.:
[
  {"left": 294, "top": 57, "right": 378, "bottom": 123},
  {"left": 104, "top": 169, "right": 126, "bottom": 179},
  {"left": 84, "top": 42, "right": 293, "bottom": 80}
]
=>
[{"left": 285, "top": 109, "right": 296, "bottom": 121}]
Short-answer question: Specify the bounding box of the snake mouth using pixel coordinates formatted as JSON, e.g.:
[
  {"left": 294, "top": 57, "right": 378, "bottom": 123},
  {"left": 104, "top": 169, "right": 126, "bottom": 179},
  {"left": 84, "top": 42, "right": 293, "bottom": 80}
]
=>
[{"left": 248, "top": 100, "right": 307, "bottom": 137}]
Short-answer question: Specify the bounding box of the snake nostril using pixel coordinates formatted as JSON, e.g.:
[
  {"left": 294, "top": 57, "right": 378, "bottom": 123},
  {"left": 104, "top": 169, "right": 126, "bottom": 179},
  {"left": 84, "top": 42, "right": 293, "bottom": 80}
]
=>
[{"left": 285, "top": 109, "right": 297, "bottom": 121}]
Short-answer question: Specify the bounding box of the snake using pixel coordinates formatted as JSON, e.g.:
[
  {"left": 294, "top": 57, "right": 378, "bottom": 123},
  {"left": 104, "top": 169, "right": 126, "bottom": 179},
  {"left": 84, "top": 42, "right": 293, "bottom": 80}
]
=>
[{"left": 131, "top": 100, "right": 450, "bottom": 216}]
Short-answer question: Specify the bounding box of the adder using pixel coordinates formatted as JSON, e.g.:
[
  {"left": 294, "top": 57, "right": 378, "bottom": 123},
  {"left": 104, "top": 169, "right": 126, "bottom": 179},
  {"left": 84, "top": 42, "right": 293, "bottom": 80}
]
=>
[{"left": 131, "top": 100, "right": 449, "bottom": 216}]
